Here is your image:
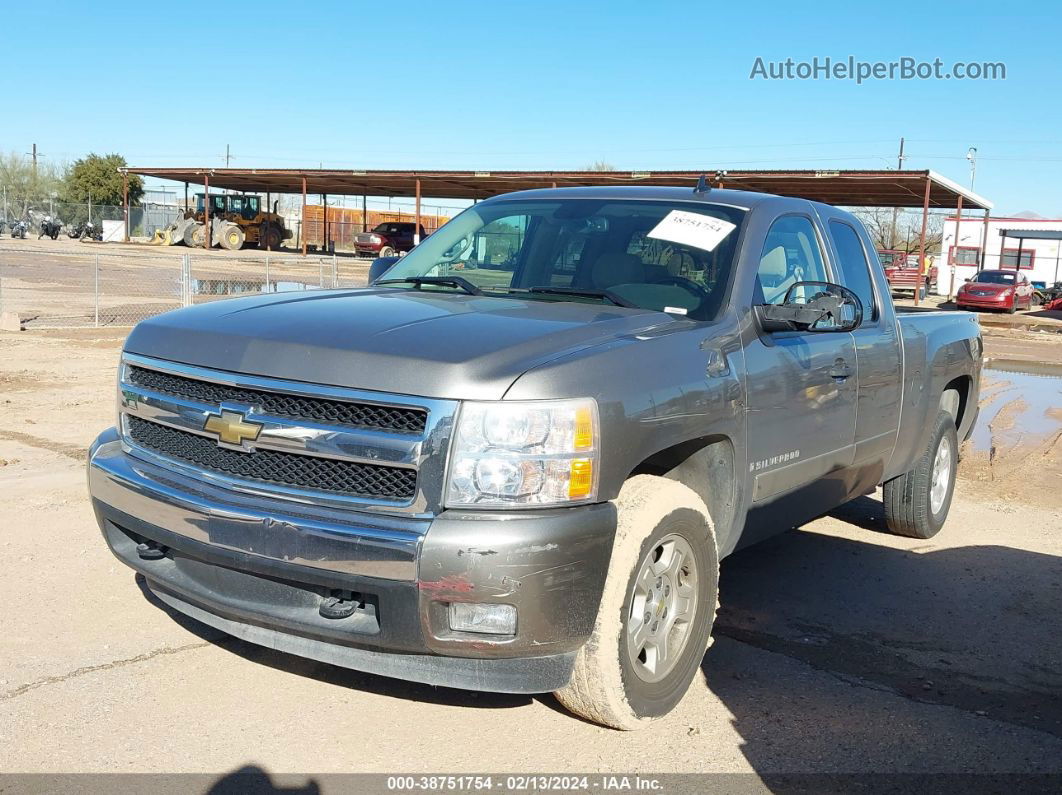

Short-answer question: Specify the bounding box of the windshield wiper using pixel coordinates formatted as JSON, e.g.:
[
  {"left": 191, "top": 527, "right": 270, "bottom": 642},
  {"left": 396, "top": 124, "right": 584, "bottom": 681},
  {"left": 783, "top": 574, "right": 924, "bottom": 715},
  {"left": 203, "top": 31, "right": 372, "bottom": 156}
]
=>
[
  {"left": 526, "top": 286, "right": 637, "bottom": 308},
  {"left": 376, "top": 276, "right": 483, "bottom": 296}
]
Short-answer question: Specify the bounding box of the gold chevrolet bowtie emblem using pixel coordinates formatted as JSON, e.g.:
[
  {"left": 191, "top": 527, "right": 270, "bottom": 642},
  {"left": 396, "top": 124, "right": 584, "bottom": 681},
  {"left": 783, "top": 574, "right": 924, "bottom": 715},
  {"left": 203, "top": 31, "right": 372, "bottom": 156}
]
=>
[{"left": 203, "top": 410, "right": 263, "bottom": 447}]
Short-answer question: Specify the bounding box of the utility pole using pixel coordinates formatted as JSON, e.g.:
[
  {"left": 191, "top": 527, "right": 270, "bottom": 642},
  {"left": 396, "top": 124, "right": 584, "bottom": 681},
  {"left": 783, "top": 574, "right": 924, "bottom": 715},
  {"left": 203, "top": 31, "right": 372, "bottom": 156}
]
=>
[
  {"left": 888, "top": 137, "right": 905, "bottom": 249},
  {"left": 223, "top": 144, "right": 232, "bottom": 194},
  {"left": 966, "top": 147, "right": 977, "bottom": 190},
  {"left": 29, "top": 143, "right": 38, "bottom": 177}
]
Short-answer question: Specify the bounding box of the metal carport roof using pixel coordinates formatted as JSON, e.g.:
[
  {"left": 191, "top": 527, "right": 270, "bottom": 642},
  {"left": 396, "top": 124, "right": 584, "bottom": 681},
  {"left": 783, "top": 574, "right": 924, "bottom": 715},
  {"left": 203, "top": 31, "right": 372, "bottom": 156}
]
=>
[{"left": 122, "top": 167, "right": 993, "bottom": 210}]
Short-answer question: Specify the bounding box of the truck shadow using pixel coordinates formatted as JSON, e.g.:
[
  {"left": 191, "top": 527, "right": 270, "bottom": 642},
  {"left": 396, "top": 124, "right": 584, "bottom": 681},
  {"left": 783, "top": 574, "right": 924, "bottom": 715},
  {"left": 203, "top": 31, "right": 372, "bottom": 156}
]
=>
[
  {"left": 701, "top": 496, "right": 1062, "bottom": 774},
  {"left": 134, "top": 575, "right": 531, "bottom": 711}
]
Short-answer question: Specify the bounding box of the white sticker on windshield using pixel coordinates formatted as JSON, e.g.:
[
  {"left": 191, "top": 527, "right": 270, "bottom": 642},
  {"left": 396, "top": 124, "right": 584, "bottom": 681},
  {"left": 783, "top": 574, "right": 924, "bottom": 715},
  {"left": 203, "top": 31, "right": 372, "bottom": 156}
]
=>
[{"left": 646, "top": 210, "right": 736, "bottom": 252}]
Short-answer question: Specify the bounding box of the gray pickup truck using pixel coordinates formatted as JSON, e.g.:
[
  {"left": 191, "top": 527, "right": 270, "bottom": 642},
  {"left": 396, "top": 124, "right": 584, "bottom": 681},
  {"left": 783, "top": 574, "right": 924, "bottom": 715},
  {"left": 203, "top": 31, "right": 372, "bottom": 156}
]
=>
[{"left": 88, "top": 186, "right": 981, "bottom": 729}]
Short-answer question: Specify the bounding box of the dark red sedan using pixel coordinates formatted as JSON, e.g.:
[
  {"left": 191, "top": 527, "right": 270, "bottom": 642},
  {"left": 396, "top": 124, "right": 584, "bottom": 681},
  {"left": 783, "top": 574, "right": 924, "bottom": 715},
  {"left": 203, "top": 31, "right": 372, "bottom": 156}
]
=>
[{"left": 956, "top": 269, "right": 1035, "bottom": 314}]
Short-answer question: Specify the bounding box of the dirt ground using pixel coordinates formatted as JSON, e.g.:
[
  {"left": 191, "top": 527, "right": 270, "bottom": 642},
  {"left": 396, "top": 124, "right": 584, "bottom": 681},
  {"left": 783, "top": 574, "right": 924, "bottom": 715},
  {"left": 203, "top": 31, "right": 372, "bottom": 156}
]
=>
[
  {"left": 0, "top": 238, "right": 371, "bottom": 328},
  {"left": 1, "top": 324, "right": 1061, "bottom": 783}
]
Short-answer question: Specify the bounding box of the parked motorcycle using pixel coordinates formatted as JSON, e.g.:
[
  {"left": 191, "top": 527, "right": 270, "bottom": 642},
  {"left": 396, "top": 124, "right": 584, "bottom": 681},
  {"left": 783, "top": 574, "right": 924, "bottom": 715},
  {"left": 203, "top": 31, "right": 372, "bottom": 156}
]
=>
[
  {"left": 68, "top": 220, "right": 103, "bottom": 241},
  {"left": 9, "top": 219, "right": 28, "bottom": 239},
  {"left": 38, "top": 216, "right": 62, "bottom": 240}
]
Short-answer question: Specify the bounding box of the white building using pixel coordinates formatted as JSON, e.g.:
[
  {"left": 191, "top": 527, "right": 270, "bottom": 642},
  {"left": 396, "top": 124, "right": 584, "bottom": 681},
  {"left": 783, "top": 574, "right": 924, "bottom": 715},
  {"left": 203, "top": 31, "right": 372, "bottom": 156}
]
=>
[{"left": 942, "top": 214, "right": 1062, "bottom": 290}]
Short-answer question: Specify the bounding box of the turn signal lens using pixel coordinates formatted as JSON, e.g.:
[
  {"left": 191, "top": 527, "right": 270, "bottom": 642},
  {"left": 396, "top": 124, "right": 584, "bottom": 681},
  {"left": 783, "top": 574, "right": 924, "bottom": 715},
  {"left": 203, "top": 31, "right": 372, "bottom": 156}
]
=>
[
  {"left": 568, "top": 459, "right": 594, "bottom": 499},
  {"left": 573, "top": 406, "right": 594, "bottom": 451}
]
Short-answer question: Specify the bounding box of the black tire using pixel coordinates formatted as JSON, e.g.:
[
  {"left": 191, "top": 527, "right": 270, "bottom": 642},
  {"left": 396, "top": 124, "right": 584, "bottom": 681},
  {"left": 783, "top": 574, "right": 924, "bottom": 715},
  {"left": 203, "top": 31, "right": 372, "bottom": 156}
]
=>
[
  {"left": 1007, "top": 301, "right": 1017, "bottom": 314},
  {"left": 883, "top": 410, "right": 958, "bottom": 539},
  {"left": 554, "top": 476, "right": 718, "bottom": 730},
  {"left": 219, "top": 224, "right": 245, "bottom": 251},
  {"left": 183, "top": 224, "right": 200, "bottom": 248},
  {"left": 262, "top": 225, "right": 282, "bottom": 250}
]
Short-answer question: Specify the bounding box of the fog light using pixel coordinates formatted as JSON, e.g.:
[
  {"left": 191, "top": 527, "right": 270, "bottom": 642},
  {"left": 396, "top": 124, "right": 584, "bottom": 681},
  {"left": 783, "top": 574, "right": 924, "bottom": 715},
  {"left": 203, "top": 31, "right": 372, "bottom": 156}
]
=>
[{"left": 448, "top": 602, "right": 517, "bottom": 635}]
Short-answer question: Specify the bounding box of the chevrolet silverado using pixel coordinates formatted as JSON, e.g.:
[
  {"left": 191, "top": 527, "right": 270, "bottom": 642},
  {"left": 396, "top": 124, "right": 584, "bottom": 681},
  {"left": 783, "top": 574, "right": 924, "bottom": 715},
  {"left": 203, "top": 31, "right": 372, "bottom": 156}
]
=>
[{"left": 88, "top": 186, "right": 981, "bottom": 729}]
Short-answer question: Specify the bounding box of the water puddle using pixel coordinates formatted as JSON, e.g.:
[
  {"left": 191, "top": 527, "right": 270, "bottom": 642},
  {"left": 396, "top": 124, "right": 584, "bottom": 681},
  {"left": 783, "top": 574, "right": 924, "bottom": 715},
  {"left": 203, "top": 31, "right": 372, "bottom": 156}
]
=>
[
  {"left": 984, "top": 358, "right": 1062, "bottom": 378},
  {"left": 970, "top": 362, "right": 1062, "bottom": 453},
  {"left": 192, "top": 278, "right": 314, "bottom": 296}
]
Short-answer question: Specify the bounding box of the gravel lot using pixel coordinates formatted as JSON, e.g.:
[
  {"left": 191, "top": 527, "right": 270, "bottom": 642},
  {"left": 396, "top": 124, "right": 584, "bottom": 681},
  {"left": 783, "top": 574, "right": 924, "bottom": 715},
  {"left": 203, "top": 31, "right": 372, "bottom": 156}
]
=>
[{"left": 1, "top": 324, "right": 1060, "bottom": 785}]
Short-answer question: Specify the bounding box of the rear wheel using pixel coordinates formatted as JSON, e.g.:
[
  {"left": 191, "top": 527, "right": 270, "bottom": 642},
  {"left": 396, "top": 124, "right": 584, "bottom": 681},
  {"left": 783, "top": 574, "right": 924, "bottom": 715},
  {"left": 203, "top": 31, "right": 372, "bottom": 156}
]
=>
[
  {"left": 262, "top": 225, "right": 282, "bottom": 250},
  {"left": 882, "top": 410, "right": 958, "bottom": 539},
  {"left": 554, "top": 476, "right": 718, "bottom": 730}
]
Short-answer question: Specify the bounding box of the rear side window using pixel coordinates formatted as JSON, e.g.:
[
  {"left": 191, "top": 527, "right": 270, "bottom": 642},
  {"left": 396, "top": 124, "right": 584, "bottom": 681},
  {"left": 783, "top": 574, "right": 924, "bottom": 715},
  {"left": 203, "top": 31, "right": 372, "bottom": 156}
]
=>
[{"left": 828, "top": 220, "right": 877, "bottom": 323}]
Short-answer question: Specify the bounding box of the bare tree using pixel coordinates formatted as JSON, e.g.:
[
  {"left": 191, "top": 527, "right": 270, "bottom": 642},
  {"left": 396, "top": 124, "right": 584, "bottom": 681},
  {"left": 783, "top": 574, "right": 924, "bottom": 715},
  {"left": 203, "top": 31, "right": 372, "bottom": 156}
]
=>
[
  {"left": 582, "top": 161, "right": 617, "bottom": 172},
  {"left": 849, "top": 207, "right": 943, "bottom": 256},
  {"left": 0, "top": 151, "right": 67, "bottom": 219}
]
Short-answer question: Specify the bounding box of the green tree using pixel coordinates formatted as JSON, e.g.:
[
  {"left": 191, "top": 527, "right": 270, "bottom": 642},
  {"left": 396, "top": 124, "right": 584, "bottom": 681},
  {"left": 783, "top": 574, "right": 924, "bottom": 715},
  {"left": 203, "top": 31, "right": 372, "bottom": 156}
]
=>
[{"left": 63, "top": 153, "right": 143, "bottom": 208}]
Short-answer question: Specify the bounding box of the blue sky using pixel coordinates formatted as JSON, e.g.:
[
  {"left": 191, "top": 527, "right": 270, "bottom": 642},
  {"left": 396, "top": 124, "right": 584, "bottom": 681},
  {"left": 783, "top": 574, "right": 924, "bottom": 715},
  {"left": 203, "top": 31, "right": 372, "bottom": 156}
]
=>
[{"left": 4, "top": 0, "right": 1061, "bottom": 214}]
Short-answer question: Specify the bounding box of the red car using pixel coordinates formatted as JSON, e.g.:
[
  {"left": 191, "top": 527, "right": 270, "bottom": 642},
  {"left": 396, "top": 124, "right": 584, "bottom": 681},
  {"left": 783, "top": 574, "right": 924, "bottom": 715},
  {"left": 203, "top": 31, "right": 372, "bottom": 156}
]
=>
[
  {"left": 956, "top": 269, "right": 1035, "bottom": 313},
  {"left": 354, "top": 222, "right": 427, "bottom": 258}
]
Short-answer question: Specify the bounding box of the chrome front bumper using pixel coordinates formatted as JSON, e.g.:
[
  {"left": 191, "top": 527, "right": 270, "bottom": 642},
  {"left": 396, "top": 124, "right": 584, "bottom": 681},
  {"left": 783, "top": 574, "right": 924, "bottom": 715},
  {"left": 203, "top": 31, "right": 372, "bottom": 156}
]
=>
[
  {"left": 89, "top": 427, "right": 425, "bottom": 581},
  {"left": 88, "top": 428, "right": 617, "bottom": 692}
]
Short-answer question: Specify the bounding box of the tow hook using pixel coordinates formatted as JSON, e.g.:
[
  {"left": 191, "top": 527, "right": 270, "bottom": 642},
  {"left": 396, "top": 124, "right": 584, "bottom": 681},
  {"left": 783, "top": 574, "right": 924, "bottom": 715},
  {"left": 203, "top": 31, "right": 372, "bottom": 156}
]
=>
[
  {"left": 319, "top": 591, "right": 362, "bottom": 619},
  {"left": 136, "top": 541, "right": 167, "bottom": 560}
]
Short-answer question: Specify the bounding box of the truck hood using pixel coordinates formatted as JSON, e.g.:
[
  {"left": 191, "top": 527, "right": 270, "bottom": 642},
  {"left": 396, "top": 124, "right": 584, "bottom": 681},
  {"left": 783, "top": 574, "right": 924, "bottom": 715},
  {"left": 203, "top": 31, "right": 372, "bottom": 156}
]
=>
[{"left": 124, "top": 288, "right": 678, "bottom": 400}]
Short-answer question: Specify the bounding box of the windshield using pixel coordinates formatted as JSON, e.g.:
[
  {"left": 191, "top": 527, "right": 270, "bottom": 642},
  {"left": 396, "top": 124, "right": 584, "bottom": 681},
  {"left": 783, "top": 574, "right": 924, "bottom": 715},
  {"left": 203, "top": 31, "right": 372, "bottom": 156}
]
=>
[
  {"left": 878, "top": 252, "right": 898, "bottom": 267},
  {"left": 379, "top": 199, "right": 745, "bottom": 320},
  {"left": 373, "top": 223, "right": 407, "bottom": 234},
  {"left": 974, "top": 271, "right": 1017, "bottom": 284}
]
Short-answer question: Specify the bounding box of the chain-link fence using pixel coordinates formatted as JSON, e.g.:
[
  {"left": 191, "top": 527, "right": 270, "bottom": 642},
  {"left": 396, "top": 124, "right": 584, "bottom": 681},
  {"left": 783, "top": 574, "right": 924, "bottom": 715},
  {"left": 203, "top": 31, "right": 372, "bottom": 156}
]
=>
[{"left": 0, "top": 247, "right": 372, "bottom": 328}]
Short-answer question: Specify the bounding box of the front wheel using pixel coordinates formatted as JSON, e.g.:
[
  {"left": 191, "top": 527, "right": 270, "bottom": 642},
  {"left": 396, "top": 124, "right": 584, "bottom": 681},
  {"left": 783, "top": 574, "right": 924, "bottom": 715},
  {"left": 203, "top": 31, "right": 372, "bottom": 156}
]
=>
[
  {"left": 554, "top": 476, "right": 718, "bottom": 730},
  {"left": 220, "top": 224, "right": 245, "bottom": 251},
  {"left": 882, "top": 410, "right": 958, "bottom": 539},
  {"left": 379, "top": 246, "right": 396, "bottom": 258}
]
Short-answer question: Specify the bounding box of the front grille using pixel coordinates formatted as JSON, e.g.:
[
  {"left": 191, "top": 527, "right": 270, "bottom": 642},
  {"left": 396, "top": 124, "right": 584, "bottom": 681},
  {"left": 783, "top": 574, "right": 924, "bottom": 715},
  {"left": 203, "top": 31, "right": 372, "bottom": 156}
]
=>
[
  {"left": 128, "top": 416, "right": 417, "bottom": 500},
  {"left": 128, "top": 366, "right": 426, "bottom": 434}
]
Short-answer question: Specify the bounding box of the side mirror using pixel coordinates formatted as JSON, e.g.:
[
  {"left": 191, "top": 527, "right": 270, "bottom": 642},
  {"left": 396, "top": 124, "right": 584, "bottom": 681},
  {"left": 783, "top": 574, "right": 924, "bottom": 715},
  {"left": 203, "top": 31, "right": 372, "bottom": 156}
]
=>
[
  {"left": 755, "top": 281, "right": 863, "bottom": 333},
  {"left": 368, "top": 256, "right": 400, "bottom": 285},
  {"left": 964, "top": 277, "right": 972, "bottom": 283}
]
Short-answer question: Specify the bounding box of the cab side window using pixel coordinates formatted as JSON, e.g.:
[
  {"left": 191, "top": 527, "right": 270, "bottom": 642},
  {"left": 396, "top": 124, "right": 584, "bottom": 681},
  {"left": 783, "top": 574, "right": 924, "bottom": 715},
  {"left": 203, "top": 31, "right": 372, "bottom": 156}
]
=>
[
  {"left": 756, "top": 216, "right": 828, "bottom": 304},
  {"left": 828, "top": 220, "right": 877, "bottom": 323}
]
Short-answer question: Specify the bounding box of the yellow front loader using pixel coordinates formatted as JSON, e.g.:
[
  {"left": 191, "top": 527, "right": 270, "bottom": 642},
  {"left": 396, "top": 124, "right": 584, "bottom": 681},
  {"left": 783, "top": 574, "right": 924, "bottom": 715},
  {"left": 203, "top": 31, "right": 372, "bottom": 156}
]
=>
[{"left": 152, "top": 194, "right": 291, "bottom": 250}]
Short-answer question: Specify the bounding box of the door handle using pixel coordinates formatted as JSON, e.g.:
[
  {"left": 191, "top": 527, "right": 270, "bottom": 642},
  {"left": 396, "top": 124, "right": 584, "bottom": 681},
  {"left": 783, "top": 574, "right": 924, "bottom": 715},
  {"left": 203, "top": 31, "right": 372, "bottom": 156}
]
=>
[{"left": 829, "top": 357, "right": 852, "bottom": 382}]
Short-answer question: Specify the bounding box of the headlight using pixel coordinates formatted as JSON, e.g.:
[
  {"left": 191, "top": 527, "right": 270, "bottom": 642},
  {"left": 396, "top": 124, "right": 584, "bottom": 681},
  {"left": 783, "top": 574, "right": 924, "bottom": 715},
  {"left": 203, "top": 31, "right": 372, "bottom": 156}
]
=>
[
  {"left": 445, "top": 398, "right": 599, "bottom": 507},
  {"left": 371, "top": 234, "right": 382, "bottom": 243}
]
